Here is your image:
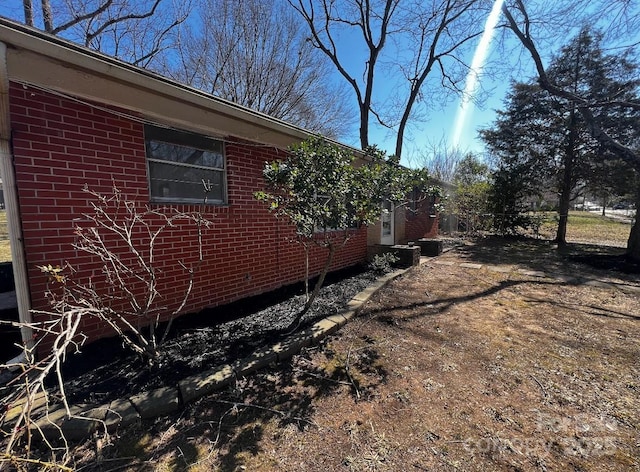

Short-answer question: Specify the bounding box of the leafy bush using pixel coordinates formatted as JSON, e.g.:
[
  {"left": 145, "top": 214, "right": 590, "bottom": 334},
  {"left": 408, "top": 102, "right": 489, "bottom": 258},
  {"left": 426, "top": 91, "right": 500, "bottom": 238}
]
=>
[
  {"left": 255, "top": 137, "right": 432, "bottom": 330},
  {"left": 368, "top": 252, "right": 399, "bottom": 274}
]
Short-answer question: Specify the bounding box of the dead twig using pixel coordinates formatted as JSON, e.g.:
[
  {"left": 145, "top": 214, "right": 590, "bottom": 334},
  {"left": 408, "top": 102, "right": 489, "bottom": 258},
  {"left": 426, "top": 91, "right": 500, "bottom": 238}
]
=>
[
  {"left": 294, "top": 367, "right": 353, "bottom": 387},
  {"left": 344, "top": 346, "right": 361, "bottom": 400},
  {"left": 1, "top": 303, "right": 90, "bottom": 471},
  {"left": 0, "top": 454, "right": 75, "bottom": 471},
  {"left": 213, "top": 400, "right": 317, "bottom": 427},
  {"left": 531, "top": 374, "right": 547, "bottom": 398}
]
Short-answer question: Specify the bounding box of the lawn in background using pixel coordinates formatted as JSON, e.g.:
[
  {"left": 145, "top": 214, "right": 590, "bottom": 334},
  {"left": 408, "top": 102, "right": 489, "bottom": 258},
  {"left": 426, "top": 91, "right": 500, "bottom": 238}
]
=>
[
  {"left": 538, "top": 210, "right": 633, "bottom": 247},
  {"left": 0, "top": 211, "right": 10, "bottom": 262}
]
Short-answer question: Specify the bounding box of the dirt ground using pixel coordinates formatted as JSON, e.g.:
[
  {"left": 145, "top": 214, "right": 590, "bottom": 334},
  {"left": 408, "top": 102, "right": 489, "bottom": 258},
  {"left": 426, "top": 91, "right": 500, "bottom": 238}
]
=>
[{"left": 69, "top": 236, "right": 640, "bottom": 472}]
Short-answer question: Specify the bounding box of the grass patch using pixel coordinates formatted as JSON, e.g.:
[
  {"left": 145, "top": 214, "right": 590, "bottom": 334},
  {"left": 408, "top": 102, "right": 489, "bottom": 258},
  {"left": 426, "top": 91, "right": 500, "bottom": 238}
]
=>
[
  {"left": 537, "top": 210, "right": 632, "bottom": 247},
  {"left": 568, "top": 211, "right": 626, "bottom": 226},
  {"left": 567, "top": 211, "right": 632, "bottom": 246}
]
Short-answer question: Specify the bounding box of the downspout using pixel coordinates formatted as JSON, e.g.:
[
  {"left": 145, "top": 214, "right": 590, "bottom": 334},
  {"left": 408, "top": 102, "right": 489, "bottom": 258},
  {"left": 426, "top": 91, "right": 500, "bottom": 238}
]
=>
[{"left": 0, "top": 41, "right": 33, "bottom": 363}]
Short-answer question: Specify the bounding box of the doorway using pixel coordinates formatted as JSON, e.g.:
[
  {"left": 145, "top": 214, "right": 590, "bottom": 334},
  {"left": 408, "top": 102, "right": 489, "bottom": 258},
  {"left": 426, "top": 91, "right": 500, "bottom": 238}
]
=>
[{"left": 380, "top": 200, "right": 395, "bottom": 245}]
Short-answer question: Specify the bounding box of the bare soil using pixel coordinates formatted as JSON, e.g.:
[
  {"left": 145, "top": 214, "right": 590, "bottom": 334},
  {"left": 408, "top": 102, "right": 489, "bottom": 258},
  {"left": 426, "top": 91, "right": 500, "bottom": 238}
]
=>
[{"left": 68, "top": 237, "right": 640, "bottom": 471}]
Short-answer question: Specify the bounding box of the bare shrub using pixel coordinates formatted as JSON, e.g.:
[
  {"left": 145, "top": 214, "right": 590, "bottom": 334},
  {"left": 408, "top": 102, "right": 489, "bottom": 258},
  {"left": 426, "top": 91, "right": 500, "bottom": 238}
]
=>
[
  {"left": 1, "top": 270, "right": 86, "bottom": 471},
  {"left": 1, "top": 184, "right": 211, "bottom": 470},
  {"left": 64, "top": 184, "right": 211, "bottom": 363}
]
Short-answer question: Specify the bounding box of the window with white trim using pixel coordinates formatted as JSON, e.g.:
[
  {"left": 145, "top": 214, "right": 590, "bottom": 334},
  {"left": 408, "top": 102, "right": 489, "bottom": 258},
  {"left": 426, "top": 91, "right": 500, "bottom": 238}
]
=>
[{"left": 144, "top": 125, "right": 226, "bottom": 204}]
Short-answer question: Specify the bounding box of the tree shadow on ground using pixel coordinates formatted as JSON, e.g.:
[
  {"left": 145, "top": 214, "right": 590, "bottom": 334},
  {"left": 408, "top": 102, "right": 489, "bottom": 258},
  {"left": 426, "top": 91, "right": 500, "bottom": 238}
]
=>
[
  {"left": 365, "top": 278, "right": 539, "bottom": 322},
  {"left": 360, "top": 260, "right": 639, "bottom": 355},
  {"left": 522, "top": 292, "right": 640, "bottom": 321},
  {"left": 77, "top": 342, "right": 388, "bottom": 471},
  {"left": 451, "top": 235, "right": 639, "bottom": 275}
]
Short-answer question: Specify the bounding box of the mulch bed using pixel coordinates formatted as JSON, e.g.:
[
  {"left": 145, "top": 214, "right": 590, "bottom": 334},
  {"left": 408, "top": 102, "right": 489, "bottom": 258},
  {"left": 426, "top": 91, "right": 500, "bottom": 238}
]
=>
[{"left": 56, "top": 264, "right": 382, "bottom": 405}]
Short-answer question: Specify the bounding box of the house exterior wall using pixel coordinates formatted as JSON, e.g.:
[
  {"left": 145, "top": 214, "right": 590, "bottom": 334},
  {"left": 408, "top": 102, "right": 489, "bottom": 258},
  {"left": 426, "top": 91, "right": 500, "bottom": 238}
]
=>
[
  {"left": 9, "top": 82, "right": 367, "bottom": 344},
  {"left": 367, "top": 219, "right": 382, "bottom": 247},
  {"left": 402, "top": 198, "right": 439, "bottom": 242},
  {"left": 394, "top": 207, "right": 406, "bottom": 243},
  {"left": 366, "top": 199, "right": 439, "bottom": 251}
]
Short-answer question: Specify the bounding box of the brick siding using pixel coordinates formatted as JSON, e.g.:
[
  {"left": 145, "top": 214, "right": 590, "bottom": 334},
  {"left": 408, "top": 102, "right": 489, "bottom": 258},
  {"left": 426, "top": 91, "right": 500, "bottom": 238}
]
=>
[
  {"left": 9, "top": 82, "right": 367, "bottom": 346},
  {"left": 404, "top": 197, "right": 439, "bottom": 241}
]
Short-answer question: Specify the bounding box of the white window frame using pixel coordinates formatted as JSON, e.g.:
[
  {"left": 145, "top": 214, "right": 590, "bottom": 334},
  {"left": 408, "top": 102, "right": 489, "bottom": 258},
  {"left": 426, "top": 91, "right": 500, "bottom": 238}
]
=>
[{"left": 144, "top": 125, "right": 227, "bottom": 205}]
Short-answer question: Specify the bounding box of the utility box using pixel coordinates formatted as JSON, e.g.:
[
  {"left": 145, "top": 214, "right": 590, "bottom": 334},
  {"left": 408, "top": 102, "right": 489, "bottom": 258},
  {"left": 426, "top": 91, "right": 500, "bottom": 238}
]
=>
[
  {"left": 391, "top": 244, "right": 421, "bottom": 268},
  {"left": 417, "top": 238, "right": 443, "bottom": 257}
]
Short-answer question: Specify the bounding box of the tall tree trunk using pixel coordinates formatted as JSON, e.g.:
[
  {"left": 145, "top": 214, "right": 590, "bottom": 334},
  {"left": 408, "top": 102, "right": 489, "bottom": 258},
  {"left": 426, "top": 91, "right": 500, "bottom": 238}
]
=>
[
  {"left": 556, "top": 109, "right": 578, "bottom": 246},
  {"left": 23, "top": 0, "right": 34, "bottom": 26},
  {"left": 556, "top": 42, "right": 583, "bottom": 247},
  {"left": 41, "top": 0, "right": 54, "bottom": 32},
  {"left": 627, "top": 187, "right": 640, "bottom": 262},
  {"left": 556, "top": 189, "right": 571, "bottom": 246},
  {"left": 359, "top": 102, "right": 370, "bottom": 150}
]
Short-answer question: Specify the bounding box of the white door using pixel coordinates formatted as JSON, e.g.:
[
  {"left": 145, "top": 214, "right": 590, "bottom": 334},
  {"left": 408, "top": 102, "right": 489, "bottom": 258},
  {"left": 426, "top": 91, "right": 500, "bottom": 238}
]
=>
[{"left": 380, "top": 200, "right": 394, "bottom": 245}]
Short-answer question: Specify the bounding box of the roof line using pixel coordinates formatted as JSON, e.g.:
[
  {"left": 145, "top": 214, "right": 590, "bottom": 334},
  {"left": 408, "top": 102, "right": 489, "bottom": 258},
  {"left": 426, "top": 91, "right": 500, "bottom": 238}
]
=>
[{"left": 0, "top": 16, "right": 360, "bottom": 153}]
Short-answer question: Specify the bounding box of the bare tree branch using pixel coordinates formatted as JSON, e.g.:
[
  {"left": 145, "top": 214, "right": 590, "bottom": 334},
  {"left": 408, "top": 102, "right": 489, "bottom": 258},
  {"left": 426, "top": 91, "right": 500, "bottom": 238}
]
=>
[
  {"left": 166, "top": 0, "right": 352, "bottom": 138},
  {"left": 502, "top": 0, "right": 640, "bottom": 170},
  {"left": 18, "top": 0, "right": 190, "bottom": 69},
  {"left": 394, "top": 0, "right": 483, "bottom": 157},
  {"left": 291, "top": 0, "right": 486, "bottom": 157},
  {"left": 83, "top": 0, "right": 162, "bottom": 44},
  {"left": 289, "top": 0, "right": 400, "bottom": 149},
  {"left": 50, "top": 0, "right": 114, "bottom": 35},
  {"left": 41, "top": 0, "right": 54, "bottom": 32},
  {"left": 22, "top": 0, "right": 34, "bottom": 27}
]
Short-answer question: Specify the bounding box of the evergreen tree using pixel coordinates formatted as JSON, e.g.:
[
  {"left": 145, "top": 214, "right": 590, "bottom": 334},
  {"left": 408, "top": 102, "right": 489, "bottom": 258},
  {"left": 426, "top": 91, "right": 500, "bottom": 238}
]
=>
[
  {"left": 481, "top": 82, "right": 557, "bottom": 234},
  {"left": 481, "top": 28, "right": 639, "bottom": 242}
]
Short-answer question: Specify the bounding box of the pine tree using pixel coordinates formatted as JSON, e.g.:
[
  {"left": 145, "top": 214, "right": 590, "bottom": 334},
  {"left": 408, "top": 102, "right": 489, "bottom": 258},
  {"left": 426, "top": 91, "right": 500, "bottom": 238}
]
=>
[{"left": 481, "top": 27, "right": 639, "bottom": 243}]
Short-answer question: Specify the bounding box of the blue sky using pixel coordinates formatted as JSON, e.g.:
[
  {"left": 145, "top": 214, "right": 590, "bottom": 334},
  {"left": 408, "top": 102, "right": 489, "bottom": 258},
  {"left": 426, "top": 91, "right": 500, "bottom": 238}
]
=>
[
  {"left": 0, "top": 0, "right": 516, "bottom": 166},
  {"left": 2, "top": 1, "right": 634, "bottom": 168},
  {"left": 365, "top": 89, "right": 506, "bottom": 163},
  {"left": 302, "top": 0, "right": 523, "bottom": 166},
  {"left": 351, "top": 24, "right": 517, "bottom": 165}
]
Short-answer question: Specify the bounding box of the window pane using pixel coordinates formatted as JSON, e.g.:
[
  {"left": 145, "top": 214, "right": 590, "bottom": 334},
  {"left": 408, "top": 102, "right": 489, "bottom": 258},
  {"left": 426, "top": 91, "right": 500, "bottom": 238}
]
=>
[
  {"left": 144, "top": 124, "right": 227, "bottom": 204},
  {"left": 149, "top": 161, "right": 224, "bottom": 202},
  {"left": 145, "top": 125, "right": 223, "bottom": 157},
  {"left": 147, "top": 141, "right": 224, "bottom": 169}
]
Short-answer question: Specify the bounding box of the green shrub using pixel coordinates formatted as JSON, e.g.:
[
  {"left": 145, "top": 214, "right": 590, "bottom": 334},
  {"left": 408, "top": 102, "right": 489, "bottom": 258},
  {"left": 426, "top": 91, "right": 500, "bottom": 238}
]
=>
[{"left": 368, "top": 252, "right": 399, "bottom": 274}]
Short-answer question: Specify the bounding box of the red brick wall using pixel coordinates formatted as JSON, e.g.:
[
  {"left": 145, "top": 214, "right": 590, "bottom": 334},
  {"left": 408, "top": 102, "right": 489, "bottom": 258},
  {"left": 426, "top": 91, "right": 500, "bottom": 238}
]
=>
[
  {"left": 404, "top": 197, "right": 439, "bottom": 242},
  {"left": 9, "top": 82, "right": 367, "bottom": 344}
]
